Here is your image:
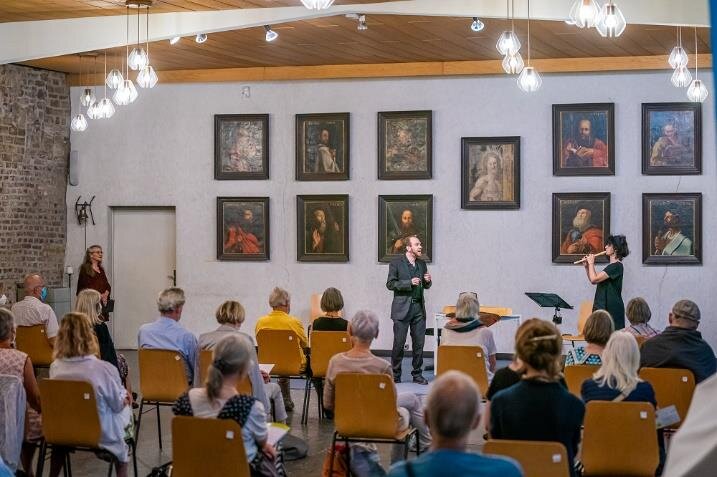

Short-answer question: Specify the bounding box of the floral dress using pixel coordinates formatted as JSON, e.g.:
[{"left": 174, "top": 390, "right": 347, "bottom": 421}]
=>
[{"left": 0, "top": 348, "right": 42, "bottom": 440}]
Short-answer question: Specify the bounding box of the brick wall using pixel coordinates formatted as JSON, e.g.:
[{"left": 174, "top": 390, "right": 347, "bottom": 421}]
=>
[{"left": 0, "top": 64, "right": 70, "bottom": 303}]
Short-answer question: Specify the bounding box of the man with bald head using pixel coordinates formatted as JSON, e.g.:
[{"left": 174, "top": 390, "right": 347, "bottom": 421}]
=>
[
  {"left": 11, "top": 273, "right": 59, "bottom": 345},
  {"left": 388, "top": 371, "right": 522, "bottom": 477}
]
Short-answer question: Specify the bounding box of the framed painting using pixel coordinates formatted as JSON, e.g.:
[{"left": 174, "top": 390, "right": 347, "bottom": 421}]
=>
[
  {"left": 461, "top": 136, "right": 520, "bottom": 210},
  {"left": 378, "top": 110, "right": 432, "bottom": 180},
  {"left": 217, "top": 197, "right": 270, "bottom": 261},
  {"left": 552, "top": 192, "right": 610, "bottom": 264},
  {"left": 378, "top": 195, "right": 433, "bottom": 263},
  {"left": 214, "top": 114, "right": 269, "bottom": 180},
  {"left": 552, "top": 103, "right": 615, "bottom": 176},
  {"left": 642, "top": 193, "right": 702, "bottom": 265},
  {"left": 297, "top": 195, "right": 349, "bottom": 262},
  {"left": 295, "top": 113, "right": 350, "bottom": 181},
  {"left": 642, "top": 102, "right": 701, "bottom": 175}
]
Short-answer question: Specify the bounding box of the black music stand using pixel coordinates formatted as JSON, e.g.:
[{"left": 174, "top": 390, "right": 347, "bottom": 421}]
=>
[{"left": 525, "top": 292, "right": 573, "bottom": 325}]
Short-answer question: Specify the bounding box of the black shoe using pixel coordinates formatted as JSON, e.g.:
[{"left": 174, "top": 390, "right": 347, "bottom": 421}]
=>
[{"left": 412, "top": 376, "right": 429, "bottom": 385}]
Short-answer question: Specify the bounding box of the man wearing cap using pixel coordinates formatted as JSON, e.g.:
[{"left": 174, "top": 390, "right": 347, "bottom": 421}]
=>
[{"left": 640, "top": 299, "right": 716, "bottom": 383}]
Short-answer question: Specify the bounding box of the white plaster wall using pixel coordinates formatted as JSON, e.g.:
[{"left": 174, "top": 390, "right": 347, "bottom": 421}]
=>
[{"left": 66, "top": 71, "right": 716, "bottom": 352}]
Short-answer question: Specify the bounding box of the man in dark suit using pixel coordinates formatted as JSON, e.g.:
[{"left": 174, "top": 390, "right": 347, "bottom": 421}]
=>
[{"left": 386, "top": 235, "right": 432, "bottom": 384}]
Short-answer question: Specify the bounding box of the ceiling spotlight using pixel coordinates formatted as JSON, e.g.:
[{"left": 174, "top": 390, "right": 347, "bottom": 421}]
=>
[
  {"left": 470, "top": 17, "right": 485, "bottom": 32},
  {"left": 195, "top": 33, "right": 208, "bottom": 44},
  {"left": 301, "top": 0, "right": 335, "bottom": 10},
  {"left": 357, "top": 15, "right": 368, "bottom": 31},
  {"left": 170, "top": 36, "right": 181, "bottom": 45},
  {"left": 265, "top": 25, "right": 278, "bottom": 42}
]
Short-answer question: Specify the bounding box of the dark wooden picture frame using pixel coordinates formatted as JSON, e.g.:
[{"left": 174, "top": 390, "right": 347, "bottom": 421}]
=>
[
  {"left": 461, "top": 136, "right": 521, "bottom": 210},
  {"left": 552, "top": 192, "right": 611, "bottom": 264},
  {"left": 378, "top": 194, "right": 433, "bottom": 263},
  {"left": 378, "top": 110, "right": 432, "bottom": 180},
  {"left": 642, "top": 102, "right": 702, "bottom": 175},
  {"left": 295, "top": 113, "right": 350, "bottom": 181},
  {"left": 642, "top": 193, "right": 702, "bottom": 265},
  {"left": 217, "top": 197, "right": 270, "bottom": 261},
  {"left": 214, "top": 114, "right": 269, "bottom": 180},
  {"left": 297, "top": 194, "right": 349, "bottom": 262},
  {"left": 553, "top": 103, "right": 615, "bottom": 176}
]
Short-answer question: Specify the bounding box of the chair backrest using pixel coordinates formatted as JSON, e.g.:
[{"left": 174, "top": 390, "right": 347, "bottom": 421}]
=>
[
  {"left": 441, "top": 305, "right": 455, "bottom": 315},
  {"left": 582, "top": 401, "right": 659, "bottom": 476},
  {"left": 310, "top": 331, "right": 351, "bottom": 378},
  {"left": 38, "top": 379, "right": 102, "bottom": 448},
  {"left": 436, "top": 345, "right": 489, "bottom": 396},
  {"left": 172, "top": 416, "right": 250, "bottom": 477},
  {"left": 639, "top": 367, "right": 695, "bottom": 428},
  {"left": 334, "top": 373, "right": 398, "bottom": 439},
  {"left": 576, "top": 300, "right": 593, "bottom": 335},
  {"left": 15, "top": 325, "right": 53, "bottom": 366},
  {"left": 138, "top": 349, "right": 190, "bottom": 402},
  {"left": 0, "top": 374, "right": 26, "bottom": 471},
  {"left": 256, "top": 329, "right": 303, "bottom": 376},
  {"left": 484, "top": 439, "right": 570, "bottom": 477},
  {"left": 634, "top": 335, "right": 648, "bottom": 348},
  {"left": 480, "top": 306, "right": 513, "bottom": 316},
  {"left": 198, "top": 349, "right": 253, "bottom": 395},
  {"left": 563, "top": 365, "right": 599, "bottom": 398}
]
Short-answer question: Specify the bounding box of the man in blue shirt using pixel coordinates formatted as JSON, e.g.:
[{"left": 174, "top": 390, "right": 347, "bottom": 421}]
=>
[
  {"left": 138, "top": 287, "right": 198, "bottom": 384},
  {"left": 388, "top": 371, "right": 523, "bottom": 477}
]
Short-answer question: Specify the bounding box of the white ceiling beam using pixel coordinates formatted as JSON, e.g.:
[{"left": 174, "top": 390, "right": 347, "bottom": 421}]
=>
[{"left": 1, "top": 0, "right": 709, "bottom": 65}]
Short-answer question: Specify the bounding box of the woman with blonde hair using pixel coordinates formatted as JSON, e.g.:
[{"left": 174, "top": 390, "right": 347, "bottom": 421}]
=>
[
  {"left": 564, "top": 310, "right": 614, "bottom": 366},
  {"left": 49, "top": 313, "right": 132, "bottom": 477}
]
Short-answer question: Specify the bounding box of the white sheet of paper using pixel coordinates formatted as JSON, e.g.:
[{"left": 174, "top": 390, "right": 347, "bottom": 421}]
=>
[
  {"left": 656, "top": 405, "right": 681, "bottom": 429},
  {"left": 259, "top": 363, "right": 274, "bottom": 374},
  {"left": 267, "top": 422, "right": 289, "bottom": 446}
]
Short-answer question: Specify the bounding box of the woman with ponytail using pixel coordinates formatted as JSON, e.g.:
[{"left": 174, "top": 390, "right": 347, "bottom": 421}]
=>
[{"left": 172, "top": 334, "right": 285, "bottom": 476}]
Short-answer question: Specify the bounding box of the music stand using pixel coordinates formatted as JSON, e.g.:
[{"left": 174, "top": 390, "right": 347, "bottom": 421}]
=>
[{"left": 525, "top": 292, "right": 573, "bottom": 325}]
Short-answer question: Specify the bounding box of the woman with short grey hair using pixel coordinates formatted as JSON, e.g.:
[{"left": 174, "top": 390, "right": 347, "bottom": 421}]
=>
[{"left": 323, "top": 310, "right": 431, "bottom": 461}]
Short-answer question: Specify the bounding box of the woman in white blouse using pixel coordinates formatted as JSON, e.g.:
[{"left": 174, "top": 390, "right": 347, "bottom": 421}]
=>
[{"left": 49, "top": 312, "right": 132, "bottom": 477}]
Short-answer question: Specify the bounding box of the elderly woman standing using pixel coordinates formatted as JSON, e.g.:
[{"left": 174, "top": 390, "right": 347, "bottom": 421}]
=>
[
  {"left": 0, "top": 308, "right": 42, "bottom": 476},
  {"left": 77, "top": 245, "right": 112, "bottom": 319},
  {"left": 323, "top": 310, "right": 431, "bottom": 461}
]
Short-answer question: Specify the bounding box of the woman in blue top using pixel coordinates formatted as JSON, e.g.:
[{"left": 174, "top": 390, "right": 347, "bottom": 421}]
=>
[{"left": 583, "top": 234, "right": 629, "bottom": 330}]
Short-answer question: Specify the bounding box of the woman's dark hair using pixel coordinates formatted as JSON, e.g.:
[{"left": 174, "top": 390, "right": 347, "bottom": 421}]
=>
[{"left": 606, "top": 235, "right": 629, "bottom": 259}]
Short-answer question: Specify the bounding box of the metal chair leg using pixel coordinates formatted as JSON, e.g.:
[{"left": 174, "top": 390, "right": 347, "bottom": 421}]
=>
[
  {"left": 65, "top": 452, "right": 72, "bottom": 477},
  {"left": 156, "top": 404, "right": 163, "bottom": 450},
  {"left": 135, "top": 400, "right": 144, "bottom": 442},
  {"left": 107, "top": 461, "right": 114, "bottom": 477},
  {"left": 131, "top": 439, "right": 138, "bottom": 477},
  {"left": 301, "top": 378, "right": 311, "bottom": 425},
  {"left": 328, "top": 432, "right": 337, "bottom": 474},
  {"left": 36, "top": 440, "right": 47, "bottom": 477}
]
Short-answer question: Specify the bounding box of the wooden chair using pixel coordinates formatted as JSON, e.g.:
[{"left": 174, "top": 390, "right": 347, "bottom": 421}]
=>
[
  {"left": 15, "top": 325, "right": 54, "bottom": 368},
  {"left": 309, "top": 331, "right": 351, "bottom": 420},
  {"left": 172, "top": 416, "right": 250, "bottom": 477},
  {"left": 198, "top": 349, "right": 253, "bottom": 394},
  {"left": 330, "top": 373, "right": 419, "bottom": 473},
  {"left": 562, "top": 300, "right": 593, "bottom": 347},
  {"left": 36, "top": 379, "right": 137, "bottom": 477},
  {"left": 484, "top": 440, "right": 570, "bottom": 477},
  {"left": 137, "top": 349, "right": 191, "bottom": 450},
  {"left": 436, "top": 345, "right": 489, "bottom": 396},
  {"left": 582, "top": 401, "right": 659, "bottom": 476},
  {"left": 256, "top": 329, "right": 310, "bottom": 424},
  {"left": 639, "top": 367, "right": 696, "bottom": 430},
  {"left": 480, "top": 306, "right": 512, "bottom": 316},
  {"left": 634, "top": 335, "right": 648, "bottom": 348},
  {"left": 563, "top": 364, "right": 599, "bottom": 398}
]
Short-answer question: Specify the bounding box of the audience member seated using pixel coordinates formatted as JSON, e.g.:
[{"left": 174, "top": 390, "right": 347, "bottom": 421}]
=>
[
  {"left": 255, "top": 287, "right": 308, "bottom": 413},
  {"left": 564, "top": 310, "right": 614, "bottom": 366},
  {"left": 0, "top": 308, "right": 42, "bottom": 476},
  {"left": 624, "top": 297, "right": 660, "bottom": 338},
  {"left": 388, "top": 371, "right": 522, "bottom": 477},
  {"left": 50, "top": 313, "right": 132, "bottom": 477},
  {"left": 441, "top": 292, "right": 497, "bottom": 379},
  {"left": 173, "top": 334, "right": 286, "bottom": 476},
  {"left": 311, "top": 287, "right": 348, "bottom": 332},
  {"left": 640, "top": 299, "right": 716, "bottom": 384},
  {"left": 490, "top": 318, "right": 585, "bottom": 477},
  {"left": 11, "top": 274, "right": 59, "bottom": 346},
  {"left": 323, "top": 310, "right": 431, "bottom": 462},
  {"left": 198, "top": 300, "right": 285, "bottom": 423},
  {"left": 138, "top": 287, "right": 198, "bottom": 384}
]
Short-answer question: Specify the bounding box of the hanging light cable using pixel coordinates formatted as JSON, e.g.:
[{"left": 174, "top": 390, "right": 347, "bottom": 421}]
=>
[
  {"left": 114, "top": 6, "right": 138, "bottom": 105},
  {"left": 497, "top": 0, "right": 520, "bottom": 55},
  {"left": 668, "top": 26, "right": 689, "bottom": 69},
  {"left": 502, "top": 0, "right": 524, "bottom": 74},
  {"left": 517, "top": 0, "right": 541, "bottom": 92},
  {"left": 71, "top": 56, "right": 89, "bottom": 132},
  {"left": 687, "top": 27, "right": 708, "bottom": 102},
  {"left": 98, "top": 52, "right": 116, "bottom": 118},
  {"left": 79, "top": 55, "right": 96, "bottom": 108},
  {"left": 87, "top": 55, "right": 102, "bottom": 119},
  {"left": 128, "top": 4, "right": 148, "bottom": 70},
  {"left": 137, "top": 4, "right": 158, "bottom": 88}
]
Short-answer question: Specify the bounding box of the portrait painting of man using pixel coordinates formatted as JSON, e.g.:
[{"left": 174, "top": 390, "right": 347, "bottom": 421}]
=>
[
  {"left": 296, "top": 113, "right": 349, "bottom": 181},
  {"left": 643, "top": 193, "right": 701, "bottom": 265},
  {"left": 214, "top": 115, "right": 269, "bottom": 180},
  {"left": 297, "top": 195, "right": 349, "bottom": 262},
  {"left": 553, "top": 104, "right": 614, "bottom": 176},
  {"left": 217, "top": 197, "right": 269, "bottom": 261},
  {"left": 461, "top": 137, "right": 520, "bottom": 210},
  {"left": 379, "top": 195, "right": 433, "bottom": 262},
  {"left": 552, "top": 193, "right": 610, "bottom": 263},
  {"left": 642, "top": 103, "right": 701, "bottom": 175},
  {"left": 378, "top": 111, "right": 432, "bottom": 179}
]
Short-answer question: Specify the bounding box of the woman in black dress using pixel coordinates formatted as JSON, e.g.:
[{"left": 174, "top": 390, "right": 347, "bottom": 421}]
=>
[{"left": 583, "top": 234, "right": 629, "bottom": 330}]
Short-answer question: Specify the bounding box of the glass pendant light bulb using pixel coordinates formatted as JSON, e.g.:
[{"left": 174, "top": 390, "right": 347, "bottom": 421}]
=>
[
  {"left": 113, "top": 79, "right": 139, "bottom": 106},
  {"left": 98, "top": 98, "right": 116, "bottom": 119},
  {"left": 668, "top": 46, "right": 689, "bottom": 69},
  {"left": 80, "top": 88, "right": 96, "bottom": 107},
  {"left": 502, "top": 51, "right": 525, "bottom": 74},
  {"left": 70, "top": 113, "right": 88, "bottom": 132},
  {"left": 265, "top": 26, "right": 278, "bottom": 42},
  {"left": 671, "top": 66, "right": 692, "bottom": 88},
  {"left": 195, "top": 33, "right": 208, "bottom": 44},
  {"left": 471, "top": 17, "right": 485, "bottom": 32},
  {"left": 687, "top": 79, "right": 708, "bottom": 102},
  {"left": 170, "top": 36, "right": 181, "bottom": 45},
  {"left": 595, "top": 2, "right": 626, "bottom": 38},
  {"left": 517, "top": 66, "right": 542, "bottom": 92},
  {"left": 86, "top": 101, "right": 102, "bottom": 120},
  {"left": 128, "top": 47, "right": 148, "bottom": 71},
  {"left": 137, "top": 65, "right": 159, "bottom": 89},
  {"left": 568, "top": 0, "right": 600, "bottom": 28},
  {"left": 300, "top": 0, "right": 335, "bottom": 10},
  {"left": 496, "top": 30, "right": 521, "bottom": 56},
  {"left": 105, "top": 69, "right": 124, "bottom": 89}
]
